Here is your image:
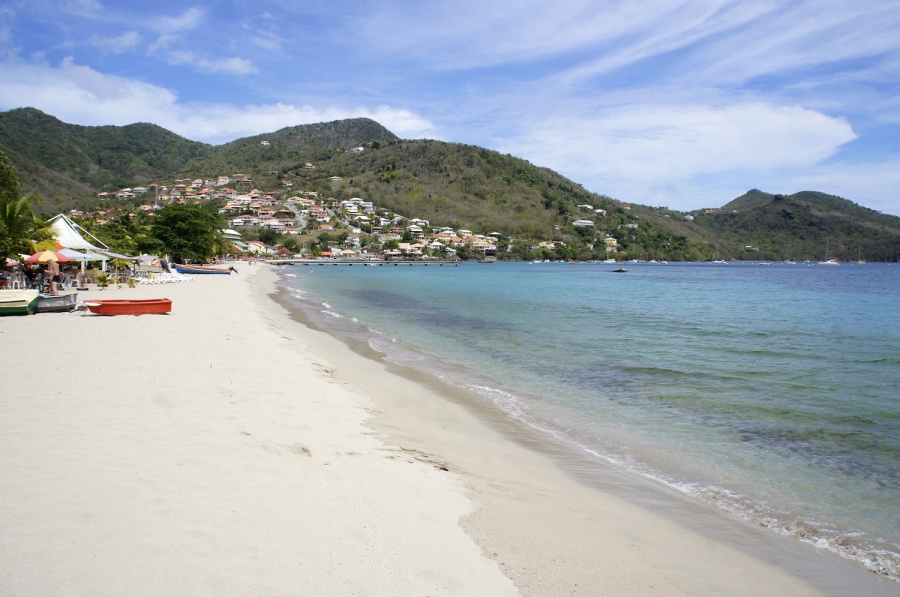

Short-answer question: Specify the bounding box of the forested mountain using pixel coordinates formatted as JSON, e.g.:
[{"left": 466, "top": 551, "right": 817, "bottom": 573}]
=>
[
  {"left": 693, "top": 190, "right": 900, "bottom": 261},
  {"left": 0, "top": 108, "right": 209, "bottom": 199},
  {"left": 1, "top": 107, "right": 898, "bottom": 260}
]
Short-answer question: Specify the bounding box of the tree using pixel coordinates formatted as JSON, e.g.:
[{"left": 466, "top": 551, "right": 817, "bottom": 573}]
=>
[
  {"left": 281, "top": 237, "right": 301, "bottom": 253},
  {"left": 151, "top": 203, "right": 224, "bottom": 263},
  {"left": 96, "top": 210, "right": 161, "bottom": 255},
  {"left": 0, "top": 149, "right": 22, "bottom": 206},
  {"left": 258, "top": 227, "right": 279, "bottom": 245},
  {"left": 0, "top": 193, "right": 55, "bottom": 262},
  {"left": 0, "top": 151, "right": 54, "bottom": 263}
]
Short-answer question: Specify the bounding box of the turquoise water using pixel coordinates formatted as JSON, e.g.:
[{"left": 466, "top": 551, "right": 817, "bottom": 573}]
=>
[{"left": 277, "top": 261, "right": 900, "bottom": 580}]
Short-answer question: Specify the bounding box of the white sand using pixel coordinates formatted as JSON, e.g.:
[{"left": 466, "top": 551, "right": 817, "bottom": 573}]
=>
[{"left": 0, "top": 264, "right": 895, "bottom": 596}]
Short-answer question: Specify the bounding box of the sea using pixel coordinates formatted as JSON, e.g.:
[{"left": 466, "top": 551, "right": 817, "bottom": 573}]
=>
[{"left": 275, "top": 260, "right": 900, "bottom": 581}]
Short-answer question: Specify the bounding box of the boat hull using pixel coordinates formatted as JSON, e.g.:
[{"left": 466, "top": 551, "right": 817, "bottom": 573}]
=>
[
  {"left": 36, "top": 292, "right": 78, "bottom": 313},
  {"left": 84, "top": 298, "right": 172, "bottom": 316},
  {"left": 0, "top": 289, "right": 40, "bottom": 315},
  {"left": 174, "top": 264, "right": 232, "bottom": 275}
]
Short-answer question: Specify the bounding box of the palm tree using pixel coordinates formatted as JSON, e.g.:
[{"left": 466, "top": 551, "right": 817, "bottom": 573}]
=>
[{"left": 0, "top": 192, "right": 55, "bottom": 262}]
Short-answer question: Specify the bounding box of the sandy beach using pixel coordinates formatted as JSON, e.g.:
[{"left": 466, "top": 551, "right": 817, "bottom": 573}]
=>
[{"left": 1, "top": 263, "right": 895, "bottom": 596}]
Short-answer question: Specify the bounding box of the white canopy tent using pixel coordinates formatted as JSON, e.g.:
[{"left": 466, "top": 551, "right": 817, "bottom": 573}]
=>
[
  {"left": 48, "top": 214, "right": 111, "bottom": 271},
  {"left": 57, "top": 248, "right": 108, "bottom": 262},
  {"left": 48, "top": 214, "right": 108, "bottom": 251}
]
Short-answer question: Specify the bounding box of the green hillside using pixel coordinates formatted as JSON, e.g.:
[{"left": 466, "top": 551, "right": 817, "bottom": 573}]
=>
[
  {"left": 693, "top": 190, "right": 900, "bottom": 261},
  {"left": 1, "top": 107, "right": 898, "bottom": 261},
  {"left": 0, "top": 108, "right": 210, "bottom": 194}
]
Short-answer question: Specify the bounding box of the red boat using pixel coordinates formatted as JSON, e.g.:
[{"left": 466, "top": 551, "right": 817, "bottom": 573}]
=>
[{"left": 83, "top": 298, "right": 172, "bottom": 316}]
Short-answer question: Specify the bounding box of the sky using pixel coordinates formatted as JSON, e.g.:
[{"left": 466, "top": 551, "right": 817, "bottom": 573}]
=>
[{"left": 1, "top": 0, "right": 899, "bottom": 215}]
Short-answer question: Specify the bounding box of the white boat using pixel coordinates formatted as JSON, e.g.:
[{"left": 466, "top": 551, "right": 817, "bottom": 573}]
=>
[
  {"left": 712, "top": 244, "right": 727, "bottom": 264},
  {"left": 819, "top": 240, "right": 839, "bottom": 265},
  {"left": 36, "top": 292, "right": 79, "bottom": 313},
  {"left": 0, "top": 289, "right": 40, "bottom": 315}
]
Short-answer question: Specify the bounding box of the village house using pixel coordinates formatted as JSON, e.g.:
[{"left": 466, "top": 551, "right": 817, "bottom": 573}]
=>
[
  {"left": 231, "top": 215, "right": 259, "bottom": 227},
  {"left": 246, "top": 240, "right": 268, "bottom": 254}
]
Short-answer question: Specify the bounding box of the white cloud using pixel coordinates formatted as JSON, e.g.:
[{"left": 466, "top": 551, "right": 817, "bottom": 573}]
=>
[
  {"left": 166, "top": 52, "right": 257, "bottom": 75},
  {"left": 62, "top": 0, "right": 102, "bottom": 13},
  {"left": 0, "top": 58, "right": 179, "bottom": 127},
  {"left": 148, "top": 33, "right": 178, "bottom": 55},
  {"left": 173, "top": 103, "right": 435, "bottom": 143},
  {"left": 360, "top": 0, "right": 781, "bottom": 71},
  {"left": 681, "top": 3, "right": 900, "bottom": 86},
  {"left": 0, "top": 58, "right": 435, "bottom": 144},
  {"left": 89, "top": 31, "right": 140, "bottom": 54},
  {"left": 155, "top": 7, "right": 206, "bottom": 33},
  {"left": 500, "top": 102, "right": 858, "bottom": 209}
]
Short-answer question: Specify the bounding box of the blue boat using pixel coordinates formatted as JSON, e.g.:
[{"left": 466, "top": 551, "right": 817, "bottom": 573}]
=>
[{"left": 173, "top": 264, "right": 235, "bottom": 275}]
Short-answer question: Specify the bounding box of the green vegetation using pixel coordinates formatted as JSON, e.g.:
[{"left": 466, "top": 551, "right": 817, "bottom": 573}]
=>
[
  {"left": 693, "top": 190, "right": 900, "bottom": 261},
  {"left": 0, "top": 149, "right": 55, "bottom": 262},
  {"left": 2, "top": 108, "right": 899, "bottom": 261},
  {"left": 150, "top": 204, "right": 226, "bottom": 263}
]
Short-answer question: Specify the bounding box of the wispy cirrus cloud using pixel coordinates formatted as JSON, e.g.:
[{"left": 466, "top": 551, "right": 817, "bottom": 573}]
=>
[
  {"left": 154, "top": 7, "right": 206, "bottom": 33},
  {"left": 166, "top": 51, "right": 257, "bottom": 75},
  {"left": 89, "top": 31, "right": 140, "bottom": 54}
]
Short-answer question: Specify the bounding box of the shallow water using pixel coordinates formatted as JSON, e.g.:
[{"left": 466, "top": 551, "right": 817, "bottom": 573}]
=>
[{"left": 277, "top": 260, "right": 900, "bottom": 580}]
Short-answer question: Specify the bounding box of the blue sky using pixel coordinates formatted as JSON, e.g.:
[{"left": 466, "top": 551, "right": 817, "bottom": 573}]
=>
[{"left": 1, "top": 0, "right": 899, "bottom": 215}]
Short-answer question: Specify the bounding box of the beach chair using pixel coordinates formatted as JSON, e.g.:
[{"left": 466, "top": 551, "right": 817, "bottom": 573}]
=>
[
  {"left": 170, "top": 271, "right": 193, "bottom": 282},
  {"left": 7, "top": 273, "right": 25, "bottom": 289},
  {"left": 59, "top": 274, "right": 77, "bottom": 290}
]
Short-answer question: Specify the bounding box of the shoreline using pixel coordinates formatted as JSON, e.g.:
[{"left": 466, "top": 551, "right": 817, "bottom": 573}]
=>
[
  {"left": 0, "top": 263, "right": 894, "bottom": 595},
  {"left": 262, "top": 265, "right": 898, "bottom": 596}
]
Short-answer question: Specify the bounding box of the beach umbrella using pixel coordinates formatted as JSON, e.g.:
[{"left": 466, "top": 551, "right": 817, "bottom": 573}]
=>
[{"left": 24, "top": 250, "right": 73, "bottom": 264}]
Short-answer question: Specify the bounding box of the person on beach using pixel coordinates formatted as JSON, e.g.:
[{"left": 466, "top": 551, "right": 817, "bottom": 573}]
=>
[{"left": 47, "top": 259, "right": 60, "bottom": 295}]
